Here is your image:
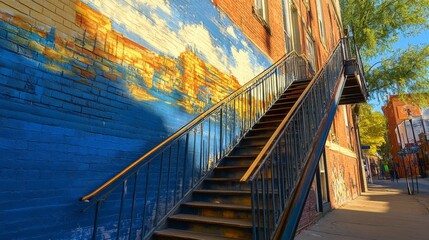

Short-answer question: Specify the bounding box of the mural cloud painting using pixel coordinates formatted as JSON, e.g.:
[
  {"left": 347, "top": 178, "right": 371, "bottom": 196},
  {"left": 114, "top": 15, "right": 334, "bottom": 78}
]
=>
[{"left": 82, "top": 0, "right": 270, "bottom": 84}]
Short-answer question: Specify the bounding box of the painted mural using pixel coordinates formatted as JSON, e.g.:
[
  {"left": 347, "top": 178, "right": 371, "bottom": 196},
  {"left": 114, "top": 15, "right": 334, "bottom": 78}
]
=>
[
  {"left": 0, "top": 0, "right": 272, "bottom": 239},
  {"left": 77, "top": 0, "right": 271, "bottom": 113},
  {"left": 1, "top": 0, "right": 270, "bottom": 114}
]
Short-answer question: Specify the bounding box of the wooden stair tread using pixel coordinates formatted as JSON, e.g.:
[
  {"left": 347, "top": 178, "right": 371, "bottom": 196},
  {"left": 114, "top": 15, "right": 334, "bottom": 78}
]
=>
[
  {"left": 183, "top": 201, "right": 251, "bottom": 210},
  {"left": 154, "top": 229, "right": 237, "bottom": 240},
  {"left": 222, "top": 155, "right": 257, "bottom": 159},
  {"left": 205, "top": 178, "right": 241, "bottom": 182},
  {"left": 263, "top": 112, "right": 287, "bottom": 117},
  {"left": 255, "top": 119, "right": 282, "bottom": 124},
  {"left": 272, "top": 101, "right": 295, "bottom": 106},
  {"left": 215, "top": 165, "right": 249, "bottom": 170},
  {"left": 169, "top": 214, "right": 252, "bottom": 228},
  {"left": 249, "top": 127, "right": 277, "bottom": 131},
  {"left": 234, "top": 144, "right": 264, "bottom": 149},
  {"left": 243, "top": 135, "right": 271, "bottom": 140},
  {"left": 194, "top": 189, "right": 250, "bottom": 195}
]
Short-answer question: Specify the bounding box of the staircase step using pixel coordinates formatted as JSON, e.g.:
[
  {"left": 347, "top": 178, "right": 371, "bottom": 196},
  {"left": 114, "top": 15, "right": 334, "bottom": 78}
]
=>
[
  {"left": 279, "top": 93, "right": 302, "bottom": 99},
  {"left": 194, "top": 189, "right": 251, "bottom": 195},
  {"left": 183, "top": 201, "right": 251, "bottom": 211},
  {"left": 260, "top": 113, "right": 287, "bottom": 121},
  {"left": 181, "top": 201, "right": 253, "bottom": 220},
  {"left": 219, "top": 155, "right": 257, "bottom": 166},
  {"left": 154, "top": 229, "right": 237, "bottom": 240},
  {"left": 266, "top": 107, "right": 291, "bottom": 114},
  {"left": 270, "top": 101, "right": 295, "bottom": 109},
  {"left": 237, "top": 136, "right": 270, "bottom": 146},
  {"left": 167, "top": 214, "right": 253, "bottom": 239},
  {"left": 203, "top": 178, "right": 250, "bottom": 190},
  {"left": 213, "top": 165, "right": 249, "bottom": 178},
  {"left": 230, "top": 144, "right": 264, "bottom": 155},
  {"left": 240, "top": 135, "right": 271, "bottom": 145},
  {"left": 193, "top": 189, "right": 251, "bottom": 206},
  {"left": 245, "top": 127, "right": 277, "bottom": 137},
  {"left": 169, "top": 214, "right": 252, "bottom": 228}
]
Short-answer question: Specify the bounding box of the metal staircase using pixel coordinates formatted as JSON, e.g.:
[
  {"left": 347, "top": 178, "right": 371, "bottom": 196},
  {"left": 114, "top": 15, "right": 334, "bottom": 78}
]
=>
[{"left": 80, "top": 38, "right": 366, "bottom": 240}]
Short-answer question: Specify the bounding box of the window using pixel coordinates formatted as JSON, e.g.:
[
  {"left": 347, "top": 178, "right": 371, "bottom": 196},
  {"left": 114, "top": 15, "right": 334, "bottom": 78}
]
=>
[
  {"left": 315, "top": 151, "right": 329, "bottom": 212},
  {"left": 254, "top": 0, "right": 269, "bottom": 26},
  {"left": 318, "top": 154, "right": 329, "bottom": 203},
  {"left": 306, "top": 32, "right": 317, "bottom": 72},
  {"left": 282, "top": 1, "right": 301, "bottom": 53},
  {"left": 343, "top": 106, "right": 354, "bottom": 149},
  {"left": 316, "top": 0, "right": 326, "bottom": 45},
  {"left": 282, "top": 0, "right": 292, "bottom": 52}
]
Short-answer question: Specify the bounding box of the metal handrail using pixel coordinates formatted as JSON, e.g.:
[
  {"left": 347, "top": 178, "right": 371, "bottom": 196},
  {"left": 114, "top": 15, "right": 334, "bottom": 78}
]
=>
[
  {"left": 81, "top": 51, "right": 306, "bottom": 202},
  {"left": 241, "top": 40, "right": 345, "bottom": 182},
  {"left": 80, "top": 50, "right": 314, "bottom": 240},
  {"left": 243, "top": 39, "right": 347, "bottom": 239}
]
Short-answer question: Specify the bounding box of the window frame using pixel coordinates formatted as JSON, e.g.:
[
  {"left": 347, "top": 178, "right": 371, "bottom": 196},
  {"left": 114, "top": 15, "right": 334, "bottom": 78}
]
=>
[
  {"left": 315, "top": 0, "right": 327, "bottom": 46},
  {"left": 253, "top": 0, "right": 270, "bottom": 31}
]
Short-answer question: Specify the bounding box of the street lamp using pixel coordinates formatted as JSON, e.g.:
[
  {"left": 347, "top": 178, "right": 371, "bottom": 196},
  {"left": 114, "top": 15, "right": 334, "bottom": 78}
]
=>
[
  {"left": 406, "top": 108, "right": 420, "bottom": 193},
  {"left": 398, "top": 150, "right": 412, "bottom": 195}
]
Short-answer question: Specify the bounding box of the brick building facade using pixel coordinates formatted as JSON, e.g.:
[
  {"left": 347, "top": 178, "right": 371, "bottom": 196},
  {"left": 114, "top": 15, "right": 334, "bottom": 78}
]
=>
[
  {"left": 383, "top": 95, "right": 429, "bottom": 178},
  {"left": 0, "top": 0, "right": 363, "bottom": 238}
]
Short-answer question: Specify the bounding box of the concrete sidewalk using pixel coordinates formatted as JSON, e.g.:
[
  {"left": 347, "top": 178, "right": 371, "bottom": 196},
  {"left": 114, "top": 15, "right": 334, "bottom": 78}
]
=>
[{"left": 295, "top": 178, "right": 429, "bottom": 240}]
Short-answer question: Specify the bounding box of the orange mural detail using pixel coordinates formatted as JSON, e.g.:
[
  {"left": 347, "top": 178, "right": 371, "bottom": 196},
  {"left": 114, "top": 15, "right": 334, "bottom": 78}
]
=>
[{"left": 0, "top": 1, "right": 243, "bottom": 114}]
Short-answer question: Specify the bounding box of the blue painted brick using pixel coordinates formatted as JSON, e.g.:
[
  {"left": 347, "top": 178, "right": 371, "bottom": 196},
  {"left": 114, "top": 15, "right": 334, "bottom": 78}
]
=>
[
  {"left": 0, "top": 38, "right": 18, "bottom": 52},
  {"left": 40, "top": 95, "right": 64, "bottom": 108},
  {"left": 0, "top": 85, "right": 21, "bottom": 98},
  {"left": 50, "top": 89, "right": 72, "bottom": 102},
  {"left": 0, "top": 28, "right": 6, "bottom": 38},
  {"left": 62, "top": 102, "right": 82, "bottom": 112},
  {"left": 25, "top": 67, "right": 44, "bottom": 78},
  {"left": 0, "top": 66, "right": 13, "bottom": 77},
  {"left": 0, "top": 21, "right": 19, "bottom": 34},
  {"left": 17, "top": 45, "right": 35, "bottom": 58},
  {"left": 7, "top": 32, "right": 29, "bottom": 46}
]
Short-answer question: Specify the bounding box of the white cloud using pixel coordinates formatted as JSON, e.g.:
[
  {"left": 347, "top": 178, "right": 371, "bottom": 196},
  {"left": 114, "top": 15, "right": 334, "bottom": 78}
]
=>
[
  {"left": 83, "top": 0, "right": 267, "bottom": 84},
  {"left": 178, "top": 23, "right": 229, "bottom": 73},
  {"left": 230, "top": 46, "right": 265, "bottom": 85},
  {"left": 83, "top": 0, "right": 185, "bottom": 56},
  {"left": 226, "top": 26, "right": 238, "bottom": 40}
]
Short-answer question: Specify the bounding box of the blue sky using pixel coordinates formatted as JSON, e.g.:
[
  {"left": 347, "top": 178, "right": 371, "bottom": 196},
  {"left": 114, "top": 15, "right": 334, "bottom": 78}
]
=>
[{"left": 369, "top": 28, "right": 429, "bottom": 112}]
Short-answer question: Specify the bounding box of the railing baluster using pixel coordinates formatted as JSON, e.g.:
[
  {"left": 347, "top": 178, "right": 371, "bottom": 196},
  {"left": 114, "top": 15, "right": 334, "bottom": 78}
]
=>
[
  {"left": 174, "top": 142, "right": 180, "bottom": 205},
  {"left": 140, "top": 164, "right": 150, "bottom": 240},
  {"left": 128, "top": 172, "right": 139, "bottom": 240},
  {"left": 199, "top": 124, "right": 203, "bottom": 177},
  {"left": 251, "top": 181, "right": 257, "bottom": 240},
  {"left": 182, "top": 134, "right": 189, "bottom": 197},
  {"left": 191, "top": 130, "right": 196, "bottom": 188},
  {"left": 92, "top": 201, "right": 101, "bottom": 240},
  {"left": 261, "top": 169, "right": 267, "bottom": 240},
  {"left": 117, "top": 180, "right": 127, "bottom": 240},
  {"left": 155, "top": 153, "right": 164, "bottom": 223},
  {"left": 209, "top": 115, "right": 214, "bottom": 165},
  {"left": 165, "top": 148, "right": 172, "bottom": 212},
  {"left": 219, "top": 109, "right": 223, "bottom": 158}
]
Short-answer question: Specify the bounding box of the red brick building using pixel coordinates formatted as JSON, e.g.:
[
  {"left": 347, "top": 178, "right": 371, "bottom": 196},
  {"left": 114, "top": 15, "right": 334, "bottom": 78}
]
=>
[
  {"left": 217, "top": 0, "right": 364, "bottom": 230},
  {"left": 383, "top": 95, "right": 429, "bottom": 178}
]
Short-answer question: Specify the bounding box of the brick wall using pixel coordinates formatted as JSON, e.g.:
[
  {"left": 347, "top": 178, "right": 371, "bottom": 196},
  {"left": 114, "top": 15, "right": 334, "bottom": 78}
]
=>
[
  {"left": 325, "top": 148, "right": 361, "bottom": 208},
  {"left": 213, "top": 0, "right": 286, "bottom": 61},
  {"left": 0, "top": 0, "right": 272, "bottom": 239}
]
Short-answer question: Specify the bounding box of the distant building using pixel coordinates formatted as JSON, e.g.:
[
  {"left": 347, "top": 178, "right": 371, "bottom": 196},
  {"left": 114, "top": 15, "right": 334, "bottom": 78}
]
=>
[{"left": 382, "top": 95, "right": 429, "bottom": 178}]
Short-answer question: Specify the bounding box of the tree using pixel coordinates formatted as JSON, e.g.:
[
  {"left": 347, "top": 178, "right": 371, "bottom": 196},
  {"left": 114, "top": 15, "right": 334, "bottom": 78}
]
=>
[
  {"left": 358, "top": 104, "right": 387, "bottom": 156},
  {"left": 341, "top": 0, "right": 429, "bottom": 102}
]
